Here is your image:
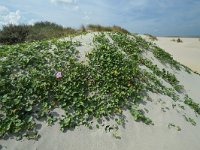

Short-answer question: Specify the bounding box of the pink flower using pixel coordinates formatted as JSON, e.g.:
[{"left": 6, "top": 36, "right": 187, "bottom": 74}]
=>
[{"left": 56, "top": 72, "right": 62, "bottom": 79}]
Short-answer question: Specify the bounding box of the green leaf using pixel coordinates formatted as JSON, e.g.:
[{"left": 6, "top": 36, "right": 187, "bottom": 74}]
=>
[{"left": 25, "top": 106, "right": 32, "bottom": 112}]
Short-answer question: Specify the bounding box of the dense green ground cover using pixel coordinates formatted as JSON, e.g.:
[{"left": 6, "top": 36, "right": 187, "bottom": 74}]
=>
[{"left": 0, "top": 32, "right": 199, "bottom": 140}]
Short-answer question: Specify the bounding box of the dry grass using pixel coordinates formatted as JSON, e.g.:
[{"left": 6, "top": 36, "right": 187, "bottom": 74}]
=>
[{"left": 86, "top": 24, "right": 130, "bottom": 34}]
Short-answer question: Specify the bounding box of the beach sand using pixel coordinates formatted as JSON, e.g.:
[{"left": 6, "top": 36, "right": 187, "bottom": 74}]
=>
[{"left": 155, "top": 37, "right": 200, "bottom": 73}]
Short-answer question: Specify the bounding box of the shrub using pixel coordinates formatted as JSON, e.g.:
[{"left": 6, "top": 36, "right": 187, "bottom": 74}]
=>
[
  {"left": 33, "top": 21, "right": 63, "bottom": 29},
  {"left": 0, "top": 22, "right": 130, "bottom": 45},
  {"left": 177, "top": 38, "right": 183, "bottom": 43},
  {"left": 80, "top": 25, "right": 86, "bottom": 32},
  {"left": 0, "top": 22, "right": 77, "bottom": 44},
  {"left": 87, "top": 24, "right": 113, "bottom": 32},
  {"left": 27, "top": 21, "right": 76, "bottom": 41},
  {"left": 0, "top": 24, "right": 30, "bottom": 44},
  {"left": 86, "top": 24, "right": 130, "bottom": 34}
]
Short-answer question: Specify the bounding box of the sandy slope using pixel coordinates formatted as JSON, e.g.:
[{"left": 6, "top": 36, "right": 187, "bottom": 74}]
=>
[
  {"left": 1, "top": 33, "right": 200, "bottom": 150},
  {"left": 155, "top": 37, "right": 200, "bottom": 73}
]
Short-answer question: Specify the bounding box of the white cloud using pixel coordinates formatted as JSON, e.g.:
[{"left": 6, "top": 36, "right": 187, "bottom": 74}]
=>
[
  {"left": 0, "top": 5, "right": 9, "bottom": 13},
  {"left": 0, "top": 5, "right": 21, "bottom": 27}
]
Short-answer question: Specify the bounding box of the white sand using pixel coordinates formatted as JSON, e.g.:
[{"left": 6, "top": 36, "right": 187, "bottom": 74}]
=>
[
  {"left": 1, "top": 33, "right": 200, "bottom": 150},
  {"left": 155, "top": 37, "right": 200, "bottom": 73}
]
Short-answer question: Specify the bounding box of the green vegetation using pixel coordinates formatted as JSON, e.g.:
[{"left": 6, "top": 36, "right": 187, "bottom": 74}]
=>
[
  {"left": 152, "top": 46, "right": 181, "bottom": 70},
  {"left": 184, "top": 95, "right": 200, "bottom": 115},
  {"left": 194, "top": 70, "right": 200, "bottom": 76},
  {"left": 0, "top": 22, "right": 76, "bottom": 44},
  {"left": 0, "top": 32, "right": 149, "bottom": 139},
  {"left": 183, "top": 115, "right": 196, "bottom": 126},
  {"left": 0, "top": 24, "right": 29, "bottom": 44},
  {"left": 0, "top": 22, "right": 129, "bottom": 45},
  {"left": 130, "top": 107, "right": 153, "bottom": 125},
  {"left": 0, "top": 40, "right": 82, "bottom": 138},
  {"left": 110, "top": 32, "right": 180, "bottom": 100},
  {"left": 141, "top": 58, "right": 183, "bottom": 93},
  {"left": 168, "top": 123, "right": 181, "bottom": 131},
  {"left": 0, "top": 31, "right": 198, "bottom": 140},
  {"left": 86, "top": 24, "right": 130, "bottom": 34},
  {"left": 27, "top": 22, "right": 76, "bottom": 41},
  {"left": 112, "top": 131, "right": 121, "bottom": 139},
  {"left": 177, "top": 38, "right": 183, "bottom": 43},
  {"left": 171, "top": 38, "right": 183, "bottom": 43}
]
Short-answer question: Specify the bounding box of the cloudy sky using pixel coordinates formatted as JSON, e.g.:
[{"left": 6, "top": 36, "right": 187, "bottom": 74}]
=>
[{"left": 0, "top": 0, "right": 200, "bottom": 36}]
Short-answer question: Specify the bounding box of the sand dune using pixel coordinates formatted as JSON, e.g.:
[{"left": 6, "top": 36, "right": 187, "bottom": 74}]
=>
[{"left": 1, "top": 32, "right": 200, "bottom": 150}]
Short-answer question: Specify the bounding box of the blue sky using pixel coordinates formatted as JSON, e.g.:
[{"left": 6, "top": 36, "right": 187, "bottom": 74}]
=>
[{"left": 0, "top": 0, "right": 200, "bottom": 36}]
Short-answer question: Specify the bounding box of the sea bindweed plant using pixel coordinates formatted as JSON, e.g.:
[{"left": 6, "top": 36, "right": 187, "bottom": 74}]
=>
[{"left": 0, "top": 32, "right": 199, "bottom": 140}]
